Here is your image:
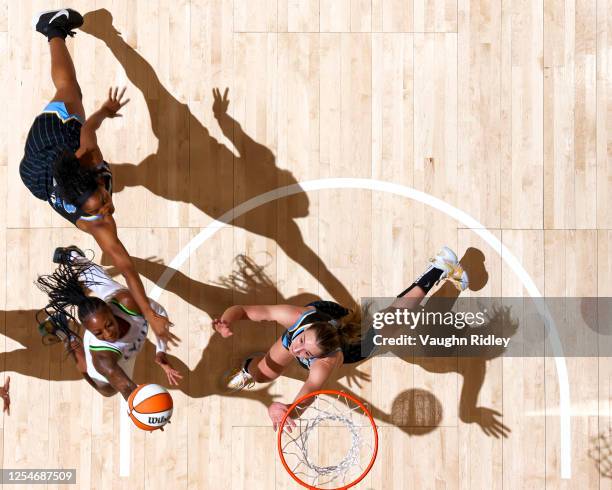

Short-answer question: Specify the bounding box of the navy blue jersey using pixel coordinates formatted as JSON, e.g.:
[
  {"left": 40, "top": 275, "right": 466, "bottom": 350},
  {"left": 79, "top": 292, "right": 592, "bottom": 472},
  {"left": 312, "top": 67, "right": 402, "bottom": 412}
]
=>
[
  {"left": 20, "top": 113, "right": 81, "bottom": 200},
  {"left": 20, "top": 113, "right": 113, "bottom": 225},
  {"left": 281, "top": 301, "right": 374, "bottom": 369}
]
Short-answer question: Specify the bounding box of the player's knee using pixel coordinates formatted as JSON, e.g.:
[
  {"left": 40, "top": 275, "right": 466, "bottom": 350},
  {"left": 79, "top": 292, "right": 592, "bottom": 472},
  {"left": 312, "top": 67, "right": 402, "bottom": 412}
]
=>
[
  {"left": 55, "top": 79, "right": 81, "bottom": 99},
  {"left": 252, "top": 370, "right": 277, "bottom": 383},
  {"left": 249, "top": 362, "right": 279, "bottom": 383}
]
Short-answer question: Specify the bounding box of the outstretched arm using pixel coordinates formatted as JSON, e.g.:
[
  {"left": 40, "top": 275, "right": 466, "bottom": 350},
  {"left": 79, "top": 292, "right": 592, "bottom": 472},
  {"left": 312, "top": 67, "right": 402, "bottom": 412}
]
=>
[
  {"left": 91, "top": 350, "right": 137, "bottom": 401},
  {"left": 269, "top": 356, "right": 341, "bottom": 431},
  {"left": 212, "top": 87, "right": 270, "bottom": 159},
  {"left": 155, "top": 352, "right": 183, "bottom": 386},
  {"left": 81, "top": 217, "right": 179, "bottom": 347},
  {"left": 458, "top": 359, "right": 509, "bottom": 438},
  {"left": 81, "top": 10, "right": 177, "bottom": 141},
  {"left": 212, "top": 304, "right": 309, "bottom": 337},
  {"left": 77, "top": 87, "right": 130, "bottom": 166},
  {"left": 293, "top": 357, "right": 339, "bottom": 405}
]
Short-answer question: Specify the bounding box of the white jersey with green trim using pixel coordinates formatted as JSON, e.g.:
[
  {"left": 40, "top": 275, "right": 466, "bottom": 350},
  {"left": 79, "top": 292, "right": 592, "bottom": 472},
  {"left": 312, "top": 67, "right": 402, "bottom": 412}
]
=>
[
  {"left": 88, "top": 299, "right": 148, "bottom": 358},
  {"left": 84, "top": 299, "right": 150, "bottom": 385}
]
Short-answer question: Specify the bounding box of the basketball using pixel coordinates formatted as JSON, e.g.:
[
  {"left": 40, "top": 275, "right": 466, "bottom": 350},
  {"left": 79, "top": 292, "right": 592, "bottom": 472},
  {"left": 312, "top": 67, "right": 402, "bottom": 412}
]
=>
[{"left": 127, "top": 384, "right": 173, "bottom": 431}]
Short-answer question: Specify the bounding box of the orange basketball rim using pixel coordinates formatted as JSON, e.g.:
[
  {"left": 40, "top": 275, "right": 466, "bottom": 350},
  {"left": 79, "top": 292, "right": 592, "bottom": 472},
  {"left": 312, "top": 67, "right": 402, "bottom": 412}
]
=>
[{"left": 277, "top": 389, "right": 379, "bottom": 490}]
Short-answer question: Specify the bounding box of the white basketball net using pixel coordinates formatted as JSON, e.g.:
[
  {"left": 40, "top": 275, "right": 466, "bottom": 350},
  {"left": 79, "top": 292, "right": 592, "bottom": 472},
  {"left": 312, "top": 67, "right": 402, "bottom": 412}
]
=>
[
  {"left": 279, "top": 392, "right": 377, "bottom": 489},
  {"left": 590, "top": 427, "right": 612, "bottom": 478}
]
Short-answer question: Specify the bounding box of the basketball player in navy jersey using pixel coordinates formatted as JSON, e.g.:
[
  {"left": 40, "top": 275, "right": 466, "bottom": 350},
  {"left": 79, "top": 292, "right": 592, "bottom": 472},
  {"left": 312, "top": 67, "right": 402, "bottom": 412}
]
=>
[
  {"left": 19, "top": 9, "right": 177, "bottom": 347},
  {"left": 218, "top": 247, "right": 469, "bottom": 429}
]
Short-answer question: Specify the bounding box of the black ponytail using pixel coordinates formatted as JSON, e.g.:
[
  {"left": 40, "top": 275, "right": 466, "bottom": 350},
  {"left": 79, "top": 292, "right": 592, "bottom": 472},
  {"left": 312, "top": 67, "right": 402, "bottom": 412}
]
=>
[
  {"left": 36, "top": 260, "right": 108, "bottom": 325},
  {"left": 52, "top": 149, "right": 99, "bottom": 205}
]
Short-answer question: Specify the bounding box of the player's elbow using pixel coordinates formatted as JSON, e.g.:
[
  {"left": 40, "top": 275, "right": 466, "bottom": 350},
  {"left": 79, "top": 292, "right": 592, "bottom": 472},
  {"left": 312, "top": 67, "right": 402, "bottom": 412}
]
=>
[
  {"left": 92, "top": 359, "right": 111, "bottom": 379},
  {"left": 97, "top": 385, "right": 118, "bottom": 397},
  {"left": 110, "top": 252, "right": 136, "bottom": 279},
  {"left": 303, "top": 379, "right": 326, "bottom": 394}
]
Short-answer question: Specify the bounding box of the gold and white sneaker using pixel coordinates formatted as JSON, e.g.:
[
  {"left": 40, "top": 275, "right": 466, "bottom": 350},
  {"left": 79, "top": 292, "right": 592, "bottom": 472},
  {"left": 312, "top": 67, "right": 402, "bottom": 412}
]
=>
[
  {"left": 223, "top": 359, "right": 255, "bottom": 393},
  {"left": 430, "top": 246, "right": 469, "bottom": 291}
]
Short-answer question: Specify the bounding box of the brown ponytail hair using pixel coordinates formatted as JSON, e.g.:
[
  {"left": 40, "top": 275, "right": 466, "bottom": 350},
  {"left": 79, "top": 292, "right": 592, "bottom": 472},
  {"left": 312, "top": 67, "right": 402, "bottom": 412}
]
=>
[{"left": 310, "top": 307, "right": 364, "bottom": 356}]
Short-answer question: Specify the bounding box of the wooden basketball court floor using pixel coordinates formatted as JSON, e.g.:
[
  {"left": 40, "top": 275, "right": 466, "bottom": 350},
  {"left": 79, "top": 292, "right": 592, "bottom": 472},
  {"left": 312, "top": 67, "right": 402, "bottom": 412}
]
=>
[{"left": 1, "top": 0, "right": 612, "bottom": 488}]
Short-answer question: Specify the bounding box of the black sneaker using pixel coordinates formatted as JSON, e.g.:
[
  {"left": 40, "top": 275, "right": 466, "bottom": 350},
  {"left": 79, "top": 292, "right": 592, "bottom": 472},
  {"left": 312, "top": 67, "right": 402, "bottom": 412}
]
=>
[
  {"left": 32, "top": 8, "right": 83, "bottom": 40},
  {"left": 52, "top": 245, "right": 85, "bottom": 265}
]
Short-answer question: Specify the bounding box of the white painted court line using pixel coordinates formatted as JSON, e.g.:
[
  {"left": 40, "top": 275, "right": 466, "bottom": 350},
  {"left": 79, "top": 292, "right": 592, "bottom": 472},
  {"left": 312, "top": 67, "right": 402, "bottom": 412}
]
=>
[
  {"left": 526, "top": 400, "right": 600, "bottom": 417},
  {"left": 119, "top": 398, "right": 130, "bottom": 475},
  {"left": 121, "top": 178, "right": 572, "bottom": 479}
]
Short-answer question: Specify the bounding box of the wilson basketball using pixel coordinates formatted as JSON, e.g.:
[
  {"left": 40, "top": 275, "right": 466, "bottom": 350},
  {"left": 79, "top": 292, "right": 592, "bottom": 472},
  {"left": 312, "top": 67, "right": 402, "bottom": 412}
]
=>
[{"left": 127, "top": 384, "right": 173, "bottom": 431}]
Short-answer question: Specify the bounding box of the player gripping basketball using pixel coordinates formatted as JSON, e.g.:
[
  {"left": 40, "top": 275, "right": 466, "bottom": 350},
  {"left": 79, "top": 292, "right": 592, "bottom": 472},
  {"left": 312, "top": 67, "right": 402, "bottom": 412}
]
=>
[
  {"left": 215, "top": 247, "right": 468, "bottom": 429},
  {"left": 19, "top": 8, "right": 177, "bottom": 347},
  {"left": 36, "top": 246, "right": 182, "bottom": 400}
]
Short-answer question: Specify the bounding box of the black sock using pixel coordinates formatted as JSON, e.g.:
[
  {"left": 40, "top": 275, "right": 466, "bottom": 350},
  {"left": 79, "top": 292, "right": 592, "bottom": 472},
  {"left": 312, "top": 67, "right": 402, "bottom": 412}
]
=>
[
  {"left": 397, "top": 265, "right": 444, "bottom": 297},
  {"left": 243, "top": 357, "right": 253, "bottom": 373},
  {"left": 47, "top": 27, "right": 68, "bottom": 41}
]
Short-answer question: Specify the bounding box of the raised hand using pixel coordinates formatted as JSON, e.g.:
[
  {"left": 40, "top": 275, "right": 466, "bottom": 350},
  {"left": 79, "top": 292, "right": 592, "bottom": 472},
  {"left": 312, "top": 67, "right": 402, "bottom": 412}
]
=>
[
  {"left": 343, "top": 369, "right": 371, "bottom": 389},
  {"left": 268, "top": 402, "right": 295, "bottom": 432},
  {"left": 81, "top": 9, "right": 121, "bottom": 39},
  {"left": 1, "top": 376, "right": 10, "bottom": 415},
  {"left": 212, "top": 87, "right": 230, "bottom": 117},
  {"left": 155, "top": 353, "right": 183, "bottom": 386},
  {"left": 467, "top": 407, "right": 510, "bottom": 438},
  {"left": 102, "top": 87, "right": 130, "bottom": 118},
  {"left": 212, "top": 318, "right": 233, "bottom": 338},
  {"left": 147, "top": 311, "right": 181, "bottom": 347}
]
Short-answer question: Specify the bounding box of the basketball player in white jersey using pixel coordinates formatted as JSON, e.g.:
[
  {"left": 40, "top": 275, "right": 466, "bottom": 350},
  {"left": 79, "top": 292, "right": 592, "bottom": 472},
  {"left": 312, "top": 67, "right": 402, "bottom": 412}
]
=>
[{"left": 36, "top": 246, "right": 182, "bottom": 400}]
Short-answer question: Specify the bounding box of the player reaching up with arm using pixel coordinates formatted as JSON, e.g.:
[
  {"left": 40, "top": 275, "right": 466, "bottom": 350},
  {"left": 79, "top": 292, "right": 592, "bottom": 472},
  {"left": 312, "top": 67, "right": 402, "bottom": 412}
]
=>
[
  {"left": 214, "top": 247, "right": 469, "bottom": 430},
  {"left": 36, "top": 246, "right": 182, "bottom": 400},
  {"left": 19, "top": 9, "right": 177, "bottom": 347}
]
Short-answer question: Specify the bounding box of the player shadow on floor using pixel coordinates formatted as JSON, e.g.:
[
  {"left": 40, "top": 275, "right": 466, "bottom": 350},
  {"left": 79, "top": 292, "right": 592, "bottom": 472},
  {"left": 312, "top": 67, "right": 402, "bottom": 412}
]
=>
[
  {"left": 0, "top": 306, "right": 283, "bottom": 406},
  {"left": 103, "top": 247, "right": 512, "bottom": 438},
  {"left": 0, "top": 248, "right": 511, "bottom": 437},
  {"left": 79, "top": 9, "right": 354, "bottom": 310},
  {"left": 0, "top": 310, "right": 84, "bottom": 383},
  {"left": 278, "top": 247, "right": 512, "bottom": 438},
  {"left": 0, "top": 256, "right": 308, "bottom": 408}
]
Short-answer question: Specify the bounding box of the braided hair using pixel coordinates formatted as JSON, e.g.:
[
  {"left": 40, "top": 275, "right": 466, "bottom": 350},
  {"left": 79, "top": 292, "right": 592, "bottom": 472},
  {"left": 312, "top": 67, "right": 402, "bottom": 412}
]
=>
[
  {"left": 36, "top": 259, "right": 108, "bottom": 326},
  {"left": 52, "top": 149, "right": 99, "bottom": 205}
]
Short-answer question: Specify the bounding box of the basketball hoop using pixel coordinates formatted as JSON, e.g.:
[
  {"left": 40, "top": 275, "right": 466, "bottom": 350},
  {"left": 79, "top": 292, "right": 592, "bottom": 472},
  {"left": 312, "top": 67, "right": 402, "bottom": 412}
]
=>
[{"left": 277, "top": 390, "right": 378, "bottom": 490}]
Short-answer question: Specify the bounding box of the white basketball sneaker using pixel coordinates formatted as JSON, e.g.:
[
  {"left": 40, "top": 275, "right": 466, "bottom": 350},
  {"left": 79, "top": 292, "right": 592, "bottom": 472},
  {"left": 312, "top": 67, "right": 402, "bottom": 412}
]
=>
[
  {"left": 430, "top": 246, "right": 469, "bottom": 291},
  {"left": 223, "top": 357, "right": 257, "bottom": 392}
]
